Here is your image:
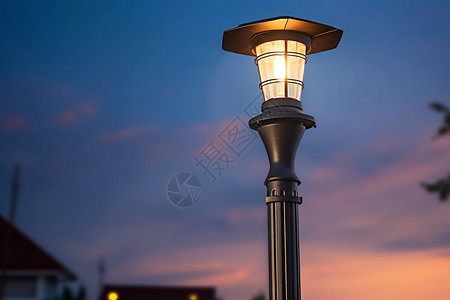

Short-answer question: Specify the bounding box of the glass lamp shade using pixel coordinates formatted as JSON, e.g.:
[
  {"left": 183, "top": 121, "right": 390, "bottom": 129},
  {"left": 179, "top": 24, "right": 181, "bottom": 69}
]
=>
[{"left": 255, "top": 40, "right": 307, "bottom": 101}]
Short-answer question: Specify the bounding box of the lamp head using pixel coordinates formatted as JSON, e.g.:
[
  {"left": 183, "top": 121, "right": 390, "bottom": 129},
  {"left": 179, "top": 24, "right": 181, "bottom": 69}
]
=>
[{"left": 222, "top": 16, "right": 343, "bottom": 103}]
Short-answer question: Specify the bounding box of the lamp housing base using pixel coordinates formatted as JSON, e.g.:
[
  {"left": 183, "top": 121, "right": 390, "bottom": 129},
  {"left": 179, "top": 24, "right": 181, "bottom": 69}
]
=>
[{"left": 249, "top": 98, "right": 315, "bottom": 187}]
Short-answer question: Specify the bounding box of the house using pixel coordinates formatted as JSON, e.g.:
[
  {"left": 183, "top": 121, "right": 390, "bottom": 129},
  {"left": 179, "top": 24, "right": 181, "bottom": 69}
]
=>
[
  {"left": 0, "top": 215, "right": 76, "bottom": 300},
  {"left": 99, "top": 285, "right": 216, "bottom": 300}
]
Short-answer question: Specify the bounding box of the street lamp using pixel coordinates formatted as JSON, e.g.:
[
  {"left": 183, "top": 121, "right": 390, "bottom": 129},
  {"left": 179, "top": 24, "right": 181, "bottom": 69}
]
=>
[{"left": 222, "top": 16, "right": 342, "bottom": 300}]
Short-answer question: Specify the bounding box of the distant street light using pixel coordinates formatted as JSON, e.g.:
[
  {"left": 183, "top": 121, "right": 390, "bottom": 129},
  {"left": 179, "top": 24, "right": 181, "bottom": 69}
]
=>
[
  {"left": 107, "top": 291, "right": 119, "bottom": 300},
  {"left": 222, "top": 16, "right": 343, "bottom": 300},
  {"left": 189, "top": 293, "right": 199, "bottom": 300}
]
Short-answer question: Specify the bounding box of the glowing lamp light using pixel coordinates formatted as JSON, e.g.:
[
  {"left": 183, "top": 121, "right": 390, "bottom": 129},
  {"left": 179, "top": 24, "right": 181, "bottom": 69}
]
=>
[
  {"left": 223, "top": 16, "right": 343, "bottom": 104},
  {"left": 188, "top": 293, "right": 198, "bottom": 300},
  {"left": 107, "top": 291, "right": 119, "bottom": 300},
  {"left": 253, "top": 38, "right": 307, "bottom": 101}
]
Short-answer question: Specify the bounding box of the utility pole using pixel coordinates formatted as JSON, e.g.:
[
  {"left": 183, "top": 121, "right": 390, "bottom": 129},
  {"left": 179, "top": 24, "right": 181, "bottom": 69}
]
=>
[
  {"left": 98, "top": 256, "right": 105, "bottom": 297},
  {"left": 0, "top": 164, "right": 20, "bottom": 300}
]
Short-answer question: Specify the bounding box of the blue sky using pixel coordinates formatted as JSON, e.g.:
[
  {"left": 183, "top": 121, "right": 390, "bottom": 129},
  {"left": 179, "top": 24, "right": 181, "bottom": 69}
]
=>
[{"left": 1, "top": 1, "right": 450, "bottom": 300}]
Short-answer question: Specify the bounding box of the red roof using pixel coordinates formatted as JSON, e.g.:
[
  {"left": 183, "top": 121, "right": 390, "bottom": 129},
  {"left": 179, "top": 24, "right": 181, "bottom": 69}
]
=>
[
  {"left": 99, "top": 285, "right": 216, "bottom": 300},
  {"left": 0, "top": 214, "right": 76, "bottom": 279}
]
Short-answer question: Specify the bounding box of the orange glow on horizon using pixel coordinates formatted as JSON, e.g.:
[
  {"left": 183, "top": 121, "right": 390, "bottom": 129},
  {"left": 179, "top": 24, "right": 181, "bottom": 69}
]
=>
[{"left": 302, "top": 244, "right": 450, "bottom": 300}]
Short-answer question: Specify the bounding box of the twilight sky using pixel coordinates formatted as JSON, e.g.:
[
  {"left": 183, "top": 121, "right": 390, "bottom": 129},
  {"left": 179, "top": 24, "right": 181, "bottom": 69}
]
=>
[{"left": 1, "top": 1, "right": 450, "bottom": 300}]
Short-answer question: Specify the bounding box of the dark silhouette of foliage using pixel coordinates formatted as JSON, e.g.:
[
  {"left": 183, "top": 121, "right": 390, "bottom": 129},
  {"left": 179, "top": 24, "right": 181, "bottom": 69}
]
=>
[
  {"left": 57, "top": 286, "right": 86, "bottom": 300},
  {"left": 421, "top": 102, "right": 450, "bottom": 202},
  {"left": 430, "top": 102, "right": 450, "bottom": 139},
  {"left": 422, "top": 173, "right": 450, "bottom": 202},
  {"left": 76, "top": 285, "right": 86, "bottom": 300},
  {"left": 60, "top": 286, "right": 74, "bottom": 300},
  {"left": 251, "top": 292, "right": 265, "bottom": 300}
]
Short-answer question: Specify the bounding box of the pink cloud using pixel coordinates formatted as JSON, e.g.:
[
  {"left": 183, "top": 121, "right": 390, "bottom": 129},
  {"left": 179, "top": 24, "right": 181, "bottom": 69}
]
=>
[
  {"left": 0, "top": 114, "right": 27, "bottom": 131},
  {"left": 294, "top": 133, "right": 450, "bottom": 258},
  {"left": 331, "top": 137, "right": 450, "bottom": 202},
  {"left": 310, "top": 167, "right": 342, "bottom": 182},
  {"left": 115, "top": 240, "right": 267, "bottom": 300},
  {"left": 55, "top": 110, "right": 78, "bottom": 125},
  {"left": 178, "top": 268, "right": 249, "bottom": 287},
  {"left": 226, "top": 206, "right": 265, "bottom": 226},
  {"left": 133, "top": 260, "right": 223, "bottom": 275},
  {"left": 77, "top": 102, "right": 97, "bottom": 116},
  {"left": 302, "top": 244, "right": 450, "bottom": 300},
  {"left": 143, "top": 140, "right": 173, "bottom": 164},
  {"left": 305, "top": 132, "right": 450, "bottom": 208},
  {"left": 54, "top": 102, "right": 98, "bottom": 125},
  {"left": 97, "top": 126, "right": 151, "bottom": 143}
]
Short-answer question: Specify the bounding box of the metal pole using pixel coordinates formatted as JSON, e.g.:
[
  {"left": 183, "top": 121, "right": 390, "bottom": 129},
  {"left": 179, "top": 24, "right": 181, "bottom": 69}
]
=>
[
  {"left": 267, "top": 180, "right": 301, "bottom": 300},
  {"left": 249, "top": 99, "right": 315, "bottom": 300},
  {"left": 98, "top": 256, "right": 105, "bottom": 297}
]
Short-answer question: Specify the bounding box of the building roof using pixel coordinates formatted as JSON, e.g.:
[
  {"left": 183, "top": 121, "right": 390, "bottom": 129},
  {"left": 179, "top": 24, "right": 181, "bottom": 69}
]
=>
[
  {"left": 99, "top": 285, "right": 216, "bottom": 300},
  {"left": 0, "top": 214, "right": 76, "bottom": 279}
]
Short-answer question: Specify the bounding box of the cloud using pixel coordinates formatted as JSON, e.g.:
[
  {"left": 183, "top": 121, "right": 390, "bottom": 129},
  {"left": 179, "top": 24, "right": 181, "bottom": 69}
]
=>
[
  {"left": 310, "top": 167, "right": 342, "bottom": 182},
  {"left": 306, "top": 131, "right": 450, "bottom": 201},
  {"left": 178, "top": 268, "right": 249, "bottom": 287},
  {"left": 55, "top": 110, "right": 78, "bottom": 124},
  {"left": 96, "top": 126, "right": 151, "bottom": 143},
  {"left": 0, "top": 114, "right": 27, "bottom": 131},
  {"left": 225, "top": 206, "right": 265, "bottom": 226},
  {"left": 302, "top": 244, "right": 450, "bottom": 300},
  {"left": 346, "top": 137, "right": 448, "bottom": 201},
  {"left": 113, "top": 240, "right": 267, "bottom": 300},
  {"left": 77, "top": 102, "right": 97, "bottom": 116},
  {"left": 298, "top": 132, "right": 450, "bottom": 256},
  {"left": 132, "top": 260, "right": 224, "bottom": 276},
  {"left": 0, "top": 79, "right": 72, "bottom": 105},
  {"left": 54, "top": 102, "right": 98, "bottom": 125}
]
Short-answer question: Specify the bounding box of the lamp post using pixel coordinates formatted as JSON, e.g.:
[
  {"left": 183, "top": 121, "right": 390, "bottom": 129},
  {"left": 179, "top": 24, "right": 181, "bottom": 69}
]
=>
[{"left": 222, "top": 17, "right": 342, "bottom": 300}]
